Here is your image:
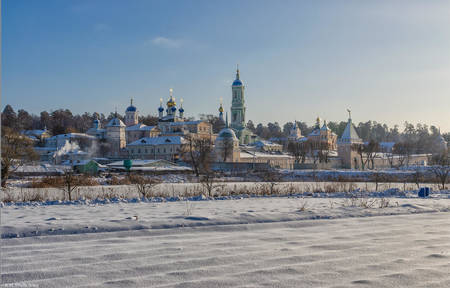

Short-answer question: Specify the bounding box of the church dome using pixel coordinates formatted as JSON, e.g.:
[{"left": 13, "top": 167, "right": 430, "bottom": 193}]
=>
[
  {"left": 179, "top": 107, "right": 184, "bottom": 113},
  {"left": 167, "top": 98, "right": 176, "bottom": 107},
  {"left": 217, "top": 128, "right": 238, "bottom": 140},
  {"left": 158, "top": 106, "right": 164, "bottom": 112},
  {"left": 232, "top": 79, "right": 243, "bottom": 86},
  {"left": 126, "top": 99, "right": 137, "bottom": 112},
  {"left": 126, "top": 105, "right": 136, "bottom": 112}
]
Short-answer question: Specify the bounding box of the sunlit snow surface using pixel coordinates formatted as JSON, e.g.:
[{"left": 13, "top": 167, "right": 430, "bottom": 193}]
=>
[{"left": 2, "top": 195, "right": 449, "bottom": 287}]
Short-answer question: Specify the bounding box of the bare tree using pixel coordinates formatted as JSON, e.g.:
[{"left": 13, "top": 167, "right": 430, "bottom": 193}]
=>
[
  {"left": 431, "top": 165, "right": 450, "bottom": 190},
  {"left": 430, "top": 151, "right": 449, "bottom": 190},
  {"left": 384, "top": 147, "right": 397, "bottom": 169},
  {"left": 287, "top": 141, "right": 307, "bottom": 164},
  {"left": 262, "top": 169, "right": 283, "bottom": 195},
  {"left": 128, "top": 174, "right": 161, "bottom": 198},
  {"left": 181, "top": 135, "right": 217, "bottom": 196},
  {"left": 365, "top": 140, "right": 380, "bottom": 170},
  {"left": 393, "top": 141, "right": 415, "bottom": 168},
  {"left": 307, "top": 142, "right": 320, "bottom": 165},
  {"left": 59, "top": 169, "right": 80, "bottom": 201},
  {"left": 199, "top": 169, "right": 223, "bottom": 197},
  {"left": 182, "top": 135, "right": 214, "bottom": 177},
  {"left": 412, "top": 168, "right": 424, "bottom": 190},
  {"left": 355, "top": 144, "right": 369, "bottom": 170},
  {"left": 371, "top": 170, "right": 386, "bottom": 192},
  {"left": 220, "top": 137, "right": 234, "bottom": 162},
  {"left": 317, "top": 142, "right": 331, "bottom": 164},
  {"left": 182, "top": 134, "right": 200, "bottom": 176},
  {"left": 196, "top": 139, "right": 220, "bottom": 197},
  {"left": 355, "top": 141, "right": 379, "bottom": 170},
  {"left": 1, "top": 126, "right": 39, "bottom": 187}
]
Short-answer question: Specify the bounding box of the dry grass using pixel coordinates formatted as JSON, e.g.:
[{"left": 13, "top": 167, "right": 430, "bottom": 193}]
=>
[
  {"left": 30, "top": 175, "right": 98, "bottom": 189},
  {"left": 106, "top": 176, "right": 131, "bottom": 185},
  {"left": 297, "top": 198, "right": 309, "bottom": 211},
  {"left": 29, "top": 177, "right": 64, "bottom": 188}
]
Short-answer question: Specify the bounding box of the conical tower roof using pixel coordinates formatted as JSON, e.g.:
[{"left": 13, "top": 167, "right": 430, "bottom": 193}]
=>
[{"left": 339, "top": 114, "right": 362, "bottom": 144}]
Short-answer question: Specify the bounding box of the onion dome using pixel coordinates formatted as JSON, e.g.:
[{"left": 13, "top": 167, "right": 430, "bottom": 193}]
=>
[
  {"left": 167, "top": 98, "right": 176, "bottom": 107},
  {"left": 166, "top": 88, "right": 176, "bottom": 107},
  {"left": 126, "top": 99, "right": 136, "bottom": 112},
  {"left": 315, "top": 116, "right": 321, "bottom": 129},
  {"left": 219, "top": 104, "right": 224, "bottom": 113},
  {"left": 171, "top": 106, "right": 177, "bottom": 112},
  {"left": 158, "top": 98, "right": 164, "bottom": 112},
  {"left": 232, "top": 79, "right": 242, "bottom": 86},
  {"left": 232, "top": 66, "right": 243, "bottom": 86},
  {"left": 126, "top": 105, "right": 136, "bottom": 112},
  {"left": 179, "top": 98, "right": 184, "bottom": 113}
]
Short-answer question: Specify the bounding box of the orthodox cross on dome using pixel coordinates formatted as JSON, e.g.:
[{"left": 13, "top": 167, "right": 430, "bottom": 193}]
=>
[{"left": 236, "top": 64, "right": 240, "bottom": 80}]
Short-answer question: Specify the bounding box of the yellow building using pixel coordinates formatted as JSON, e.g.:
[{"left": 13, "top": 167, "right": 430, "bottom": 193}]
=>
[{"left": 307, "top": 118, "right": 337, "bottom": 151}]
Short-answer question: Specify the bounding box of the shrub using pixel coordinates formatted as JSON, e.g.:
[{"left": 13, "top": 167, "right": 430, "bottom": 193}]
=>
[
  {"left": 29, "top": 176, "right": 64, "bottom": 188},
  {"left": 128, "top": 174, "right": 161, "bottom": 198},
  {"left": 107, "top": 176, "right": 131, "bottom": 185}
]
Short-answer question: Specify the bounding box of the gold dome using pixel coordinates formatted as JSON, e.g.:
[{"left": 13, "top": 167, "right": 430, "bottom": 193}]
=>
[{"left": 167, "top": 98, "right": 176, "bottom": 107}]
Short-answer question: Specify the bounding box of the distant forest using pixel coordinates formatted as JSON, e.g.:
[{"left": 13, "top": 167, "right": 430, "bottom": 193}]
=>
[{"left": 2, "top": 104, "right": 449, "bottom": 146}]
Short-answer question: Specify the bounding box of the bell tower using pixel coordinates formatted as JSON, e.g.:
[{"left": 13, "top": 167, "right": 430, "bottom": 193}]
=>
[{"left": 230, "top": 65, "right": 246, "bottom": 131}]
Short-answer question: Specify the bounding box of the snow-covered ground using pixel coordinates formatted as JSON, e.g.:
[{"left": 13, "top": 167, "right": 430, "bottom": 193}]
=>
[{"left": 1, "top": 195, "right": 450, "bottom": 287}]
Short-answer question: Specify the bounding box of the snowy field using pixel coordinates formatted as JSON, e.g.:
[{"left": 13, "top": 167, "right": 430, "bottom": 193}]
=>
[{"left": 1, "top": 195, "right": 450, "bottom": 287}]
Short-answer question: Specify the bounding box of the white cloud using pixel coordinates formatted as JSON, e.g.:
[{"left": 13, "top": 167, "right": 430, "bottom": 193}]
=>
[{"left": 149, "top": 36, "right": 182, "bottom": 48}]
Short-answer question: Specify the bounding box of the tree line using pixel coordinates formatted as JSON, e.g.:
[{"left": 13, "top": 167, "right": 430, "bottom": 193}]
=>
[
  {"left": 2, "top": 104, "right": 449, "bottom": 147},
  {"left": 1, "top": 105, "right": 159, "bottom": 135}
]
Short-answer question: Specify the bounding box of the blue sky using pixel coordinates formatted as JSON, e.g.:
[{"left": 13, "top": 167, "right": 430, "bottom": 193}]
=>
[{"left": 3, "top": 0, "right": 450, "bottom": 131}]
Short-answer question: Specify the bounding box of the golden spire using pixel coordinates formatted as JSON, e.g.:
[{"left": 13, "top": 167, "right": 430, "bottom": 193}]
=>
[{"left": 219, "top": 97, "right": 224, "bottom": 113}]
